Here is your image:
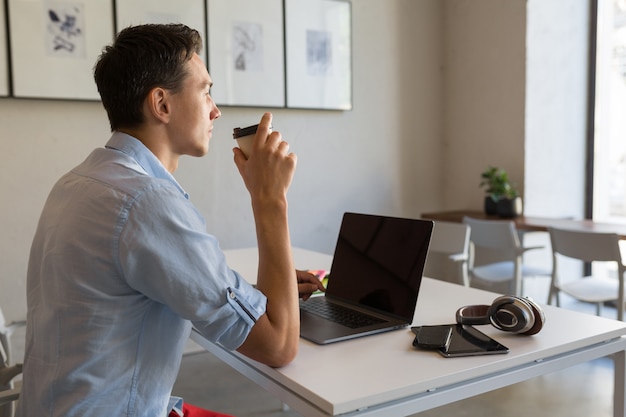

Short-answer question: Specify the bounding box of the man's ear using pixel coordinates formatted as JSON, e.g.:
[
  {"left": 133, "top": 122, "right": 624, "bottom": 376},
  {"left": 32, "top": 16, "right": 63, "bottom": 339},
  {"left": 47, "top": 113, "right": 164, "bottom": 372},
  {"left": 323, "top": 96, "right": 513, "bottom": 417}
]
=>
[{"left": 146, "top": 87, "right": 171, "bottom": 123}]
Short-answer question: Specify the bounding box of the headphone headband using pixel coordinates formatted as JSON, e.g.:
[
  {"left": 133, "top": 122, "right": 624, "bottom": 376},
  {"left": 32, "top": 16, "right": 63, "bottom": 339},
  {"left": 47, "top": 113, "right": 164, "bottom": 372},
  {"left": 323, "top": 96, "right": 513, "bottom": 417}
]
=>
[
  {"left": 455, "top": 305, "right": 490, "bottom": 325},
  {"left": 456, "top": 295, "right": 545, "bottom": 335}
]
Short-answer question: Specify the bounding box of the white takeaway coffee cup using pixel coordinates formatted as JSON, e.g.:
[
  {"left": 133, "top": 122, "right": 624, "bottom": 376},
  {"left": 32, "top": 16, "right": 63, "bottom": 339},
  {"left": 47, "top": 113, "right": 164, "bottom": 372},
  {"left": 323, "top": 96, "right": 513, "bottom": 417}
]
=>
[{"left": 232, "top": 123, "right": 273, "bottom": 158}]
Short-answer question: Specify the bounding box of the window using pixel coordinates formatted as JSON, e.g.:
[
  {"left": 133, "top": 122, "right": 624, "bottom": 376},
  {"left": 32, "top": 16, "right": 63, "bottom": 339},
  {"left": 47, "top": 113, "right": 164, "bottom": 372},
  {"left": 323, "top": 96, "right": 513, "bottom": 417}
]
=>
[{"left": 593, "top": 0, "right": 626, "bottom": 223}]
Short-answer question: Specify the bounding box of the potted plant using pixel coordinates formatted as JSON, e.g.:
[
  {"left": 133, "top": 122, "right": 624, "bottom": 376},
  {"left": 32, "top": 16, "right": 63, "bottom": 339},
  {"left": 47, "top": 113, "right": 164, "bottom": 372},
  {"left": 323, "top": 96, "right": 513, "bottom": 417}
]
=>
[{"left": 479, "top": 166, "right": 522, "bottom": 218}]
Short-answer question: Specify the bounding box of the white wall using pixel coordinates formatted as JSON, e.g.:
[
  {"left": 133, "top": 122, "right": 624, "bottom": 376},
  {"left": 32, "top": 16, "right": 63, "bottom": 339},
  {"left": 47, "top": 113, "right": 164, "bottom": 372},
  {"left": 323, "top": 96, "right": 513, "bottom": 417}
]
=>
[
  {"left": 442, "top": 0, "right": 528, "bottom": 210},
  {"left": 0, "top": 0, "right": 444, "bottom": 321}
]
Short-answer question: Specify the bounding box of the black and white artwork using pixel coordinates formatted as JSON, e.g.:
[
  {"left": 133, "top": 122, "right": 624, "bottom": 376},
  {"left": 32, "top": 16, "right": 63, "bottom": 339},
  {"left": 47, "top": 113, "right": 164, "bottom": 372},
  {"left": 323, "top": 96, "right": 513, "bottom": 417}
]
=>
[
  {"left": 8, "top": 0, "right": 114, "bottom": 100},
  {"left": 306, "top": 29, "right": 332, "bottom": 76},
  {"left": 285, "top": 0, "right": 352, "bottom": 110},
  {"left": 45, "top": 3, "right": 86, "bottom": 58},
  {"left": 207, "top": 0, "right": 285, "bottom": 107},
  {"left": 232, "top": 22, "right": 263, "bottom": 72}
]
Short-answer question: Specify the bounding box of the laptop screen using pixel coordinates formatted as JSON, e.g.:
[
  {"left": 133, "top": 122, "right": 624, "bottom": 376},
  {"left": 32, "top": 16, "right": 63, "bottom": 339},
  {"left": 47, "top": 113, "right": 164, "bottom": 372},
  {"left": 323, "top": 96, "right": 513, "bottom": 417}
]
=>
[{"left": 326, "top": 212, "right": 433, "bottom": 321}]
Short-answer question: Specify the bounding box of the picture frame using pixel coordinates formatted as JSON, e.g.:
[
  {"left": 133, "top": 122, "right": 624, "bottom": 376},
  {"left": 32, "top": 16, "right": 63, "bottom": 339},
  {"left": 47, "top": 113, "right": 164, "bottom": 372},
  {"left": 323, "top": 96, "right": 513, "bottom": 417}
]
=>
[
  {"left": 0, "top": 1, "right": 9, "bottom": 97},
  {"left": 115, "top": 0, "right": 207, "bottom": 64},
  {"left": 206, "top": 0, "right": 285, "bottom": 107},
  {"left": 7, "top": 0, "right": 114, "bottom": 100},
  {"left": 285, "top": 0, "right": 352, "bottom": 110}
]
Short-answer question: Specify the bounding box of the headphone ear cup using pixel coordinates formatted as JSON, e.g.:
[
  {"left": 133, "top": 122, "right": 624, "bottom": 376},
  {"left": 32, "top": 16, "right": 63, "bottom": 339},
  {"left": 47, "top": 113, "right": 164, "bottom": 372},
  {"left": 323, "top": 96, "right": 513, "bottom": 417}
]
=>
[
  {"left": 455, "top": 304, "right": 491, "bottom": 325},
  {"left": 488, "top": 295, "right": 544, "bottom": 335},
  {"left": 456, "top": 296, "right": 545, "bottom": 335},
  {"left": 518, "top": 297, "right": 545, "bottom": 335}
]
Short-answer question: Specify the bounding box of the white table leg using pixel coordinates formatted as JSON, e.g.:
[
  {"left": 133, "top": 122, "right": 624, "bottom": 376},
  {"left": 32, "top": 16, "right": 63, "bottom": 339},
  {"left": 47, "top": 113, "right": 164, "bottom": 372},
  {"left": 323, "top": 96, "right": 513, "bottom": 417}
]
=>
[{"left": 614, "top": 349, "right": 626, "bottom": 417}]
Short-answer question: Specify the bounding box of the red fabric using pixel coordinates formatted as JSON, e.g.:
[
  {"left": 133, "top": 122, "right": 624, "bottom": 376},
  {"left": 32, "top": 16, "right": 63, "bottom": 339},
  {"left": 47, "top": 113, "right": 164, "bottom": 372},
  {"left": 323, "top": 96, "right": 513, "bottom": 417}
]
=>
[{"left": 169, "top": 402, "right": 235, "bottom": 417}]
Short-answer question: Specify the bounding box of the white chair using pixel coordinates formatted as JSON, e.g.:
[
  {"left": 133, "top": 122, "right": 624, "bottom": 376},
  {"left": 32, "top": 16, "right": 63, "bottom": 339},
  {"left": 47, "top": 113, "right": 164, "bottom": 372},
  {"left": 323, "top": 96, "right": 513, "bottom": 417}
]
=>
[
  {"left": 463, "top": 217, "right": 551, "bottom": 296},
  {"left": 0, "top": 306, "right": 25, "bottom": 417},
  {"left": 424, "top": 221, "right": 471, "bottom": 286},
  {"left": 548, "top": 227, "right": 626, "bottom": 320},
  {"left": 0, "top": 308, "right": 25, "bottom": 368},
  {"left": 0, "top": 346, "right": 21, "bottom": 417},
  {"left": 0, "top": 387, "right": 19, "bottom": 409}
]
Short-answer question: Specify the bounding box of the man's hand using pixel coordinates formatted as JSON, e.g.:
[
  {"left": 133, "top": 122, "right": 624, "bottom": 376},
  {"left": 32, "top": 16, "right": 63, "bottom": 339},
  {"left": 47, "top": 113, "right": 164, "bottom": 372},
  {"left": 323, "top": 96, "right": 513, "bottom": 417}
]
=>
[
  {"left": 297, "top": 270, "right": 326, "bottom": 301},
  {"left": 232, "top": 112, "right": 296, "bottom": 205}
]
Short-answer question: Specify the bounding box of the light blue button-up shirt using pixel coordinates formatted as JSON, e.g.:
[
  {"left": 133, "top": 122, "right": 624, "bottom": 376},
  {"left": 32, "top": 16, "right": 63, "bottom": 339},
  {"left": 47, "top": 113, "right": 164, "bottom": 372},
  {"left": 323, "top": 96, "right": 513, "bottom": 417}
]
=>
[{"left": 16, "top": 132, "right": 267, "bottom": 417}]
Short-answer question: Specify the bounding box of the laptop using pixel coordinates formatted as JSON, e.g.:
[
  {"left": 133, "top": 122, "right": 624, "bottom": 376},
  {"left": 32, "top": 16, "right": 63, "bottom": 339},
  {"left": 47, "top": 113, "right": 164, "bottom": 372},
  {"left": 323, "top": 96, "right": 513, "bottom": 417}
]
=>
[{"left": 299, "top": 212, "right": 433, "bottom": 344}]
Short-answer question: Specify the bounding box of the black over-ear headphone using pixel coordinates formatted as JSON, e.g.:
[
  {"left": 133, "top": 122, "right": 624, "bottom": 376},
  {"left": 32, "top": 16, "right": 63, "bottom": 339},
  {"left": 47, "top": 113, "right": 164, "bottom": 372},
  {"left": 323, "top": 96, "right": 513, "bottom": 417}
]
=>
[{"left": 455, "top": 295, "right": 545, "bottom": 335}]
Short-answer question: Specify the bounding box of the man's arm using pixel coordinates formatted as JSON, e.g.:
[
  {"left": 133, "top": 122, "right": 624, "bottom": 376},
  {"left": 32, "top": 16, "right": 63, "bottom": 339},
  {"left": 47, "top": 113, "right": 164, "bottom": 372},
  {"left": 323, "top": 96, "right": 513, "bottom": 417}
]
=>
[{"left": 232, "top": 112, "right": 299, "bottom": 367}]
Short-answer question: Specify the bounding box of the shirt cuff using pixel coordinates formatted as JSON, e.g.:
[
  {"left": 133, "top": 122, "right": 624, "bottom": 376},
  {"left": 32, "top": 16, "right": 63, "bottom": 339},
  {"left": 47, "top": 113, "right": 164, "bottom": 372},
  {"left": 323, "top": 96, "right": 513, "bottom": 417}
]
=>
[{"left": 226, "top": 286, "right": 266, "bottom": 327}]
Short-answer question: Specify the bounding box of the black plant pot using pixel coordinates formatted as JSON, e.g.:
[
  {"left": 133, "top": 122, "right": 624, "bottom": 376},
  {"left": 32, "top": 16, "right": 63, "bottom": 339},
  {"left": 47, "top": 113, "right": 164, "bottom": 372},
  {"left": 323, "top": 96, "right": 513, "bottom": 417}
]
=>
[
  {"left": 496, "top": 196, "right": 523, "bottom": 218},
  {"left": 484, "top": 196, "right": 498, "bottom": 215}
]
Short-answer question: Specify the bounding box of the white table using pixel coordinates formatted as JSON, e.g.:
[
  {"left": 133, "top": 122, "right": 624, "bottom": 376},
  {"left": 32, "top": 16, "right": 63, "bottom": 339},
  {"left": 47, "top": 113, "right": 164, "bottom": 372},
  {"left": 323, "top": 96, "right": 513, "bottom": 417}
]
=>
[{"left": 192, "top": 247, "right": 626, "bottom": 416}]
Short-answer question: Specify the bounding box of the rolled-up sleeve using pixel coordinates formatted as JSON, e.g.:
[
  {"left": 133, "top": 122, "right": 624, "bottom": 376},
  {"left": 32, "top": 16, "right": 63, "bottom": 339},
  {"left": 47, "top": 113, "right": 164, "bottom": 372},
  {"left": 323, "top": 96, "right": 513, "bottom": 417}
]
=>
[
  {"left": 194, "top": 278, "right": 267, "bottom": 350},
  {"left": 226, "top": 285, "right": 266, "bottom": 327},
  {"left": 193, "top": 271, "right": 267, "bottom": 350}
]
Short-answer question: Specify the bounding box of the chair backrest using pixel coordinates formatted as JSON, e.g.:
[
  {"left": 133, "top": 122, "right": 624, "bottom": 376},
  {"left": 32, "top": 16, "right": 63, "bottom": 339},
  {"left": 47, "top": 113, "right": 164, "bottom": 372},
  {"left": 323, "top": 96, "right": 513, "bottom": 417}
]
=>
[
  {"left": 0, "top": 308, "right": 7, "bottom": 369},
  {"left": 463, "top": 217, "right": 520, "bottom": 250},
  {"left": 462, "top": 217, "right": 521, "bottom": 264},
  {"left": 428, "top": 221, "right": 470, "bottom": 256},
  {"left": 424, "top": 221, "right": 470, "bottom": 285},
  {"left": 549, "top": 227, "right": 623, "bottom": 264},
  {"left": 0, "top": 308, "right": 6, "bottom": 334},
  {"left": 0, "top": 305, "right": 26, "bottom": 368}
]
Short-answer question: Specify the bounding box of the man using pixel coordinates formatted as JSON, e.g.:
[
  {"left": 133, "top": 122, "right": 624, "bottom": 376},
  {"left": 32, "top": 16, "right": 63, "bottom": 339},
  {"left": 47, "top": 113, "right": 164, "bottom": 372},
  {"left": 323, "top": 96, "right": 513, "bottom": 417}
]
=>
[{"left": 16, "top": 24, "right": 323, "bottom": 417}]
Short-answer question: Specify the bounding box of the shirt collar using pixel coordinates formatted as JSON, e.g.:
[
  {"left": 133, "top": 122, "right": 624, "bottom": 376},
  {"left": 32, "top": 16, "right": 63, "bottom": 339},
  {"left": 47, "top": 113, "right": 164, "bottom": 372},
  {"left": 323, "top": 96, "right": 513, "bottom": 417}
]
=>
[{"left": 105, "top": 131, "right": 189, "bottom": 199}]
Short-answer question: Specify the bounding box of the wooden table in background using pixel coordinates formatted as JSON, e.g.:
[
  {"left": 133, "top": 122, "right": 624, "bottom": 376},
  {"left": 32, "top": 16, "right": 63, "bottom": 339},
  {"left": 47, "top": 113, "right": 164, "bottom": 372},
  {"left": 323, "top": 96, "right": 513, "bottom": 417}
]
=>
[{"left": 421, "top": 209, "right": 626, "bottom": 239}]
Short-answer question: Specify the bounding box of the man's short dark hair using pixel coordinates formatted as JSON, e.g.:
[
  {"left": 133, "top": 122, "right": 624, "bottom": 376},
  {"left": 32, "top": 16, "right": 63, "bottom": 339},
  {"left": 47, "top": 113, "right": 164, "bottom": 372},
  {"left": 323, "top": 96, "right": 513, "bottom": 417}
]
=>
[{"left": 94, "top": 24, "right": 203, "bottom": 131}]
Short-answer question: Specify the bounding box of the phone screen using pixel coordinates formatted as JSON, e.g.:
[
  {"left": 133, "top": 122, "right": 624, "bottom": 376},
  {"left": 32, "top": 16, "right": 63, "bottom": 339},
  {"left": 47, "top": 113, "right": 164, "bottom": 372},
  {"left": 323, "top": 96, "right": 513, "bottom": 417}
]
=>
[{"left": 412, "top": 324, "right": 509, "bottom": 357}]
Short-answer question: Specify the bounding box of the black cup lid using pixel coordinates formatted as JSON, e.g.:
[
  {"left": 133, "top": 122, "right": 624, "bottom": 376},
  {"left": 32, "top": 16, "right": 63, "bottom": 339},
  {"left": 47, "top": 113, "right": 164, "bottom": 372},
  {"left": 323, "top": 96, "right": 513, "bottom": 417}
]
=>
[
  {"left": 233, "top": 124, "right": 259, "bottom": 139},
  {"left": 232, "top": 123, "right": 272, "bottom": 139}
]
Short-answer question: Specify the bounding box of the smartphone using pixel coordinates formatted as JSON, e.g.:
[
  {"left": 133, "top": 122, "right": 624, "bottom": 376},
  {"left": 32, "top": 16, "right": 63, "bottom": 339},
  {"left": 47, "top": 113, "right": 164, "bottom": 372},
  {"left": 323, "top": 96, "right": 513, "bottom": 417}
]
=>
[
  {"left": 413, "top": 325, "right": 453, "bottom": 349},
  {"left": 412, "top": 324, "right": 509, "bottom": 357}
]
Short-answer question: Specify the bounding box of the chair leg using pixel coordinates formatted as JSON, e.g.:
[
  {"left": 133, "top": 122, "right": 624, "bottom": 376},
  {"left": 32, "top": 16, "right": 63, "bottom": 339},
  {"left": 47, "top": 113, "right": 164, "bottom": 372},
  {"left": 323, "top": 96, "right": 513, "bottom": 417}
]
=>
[
  {"left": 547, "top": 282, "right": 558, "bottom": 306},
  {"left": 547, "top": 286, "right": 560, "bottom": 307}
]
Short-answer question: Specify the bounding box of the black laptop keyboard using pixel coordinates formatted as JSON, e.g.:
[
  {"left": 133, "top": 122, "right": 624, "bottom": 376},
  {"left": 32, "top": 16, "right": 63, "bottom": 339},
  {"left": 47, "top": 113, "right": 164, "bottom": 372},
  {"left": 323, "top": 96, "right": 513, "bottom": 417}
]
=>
[{"left": 300, "top": 299, "right": 386, "bottom": 329}]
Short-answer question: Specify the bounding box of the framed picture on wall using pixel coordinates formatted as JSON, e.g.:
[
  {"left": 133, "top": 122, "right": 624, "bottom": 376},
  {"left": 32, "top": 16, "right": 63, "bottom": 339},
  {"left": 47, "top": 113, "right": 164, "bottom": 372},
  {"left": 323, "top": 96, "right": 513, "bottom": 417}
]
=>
[
  {"left": 206, "top": 0, "right": 285, "bottom": 107},
  {"left": 115, "top": 0, "right": 207, "bottom": 64},
  {"left": 285, "top": 0, "right": 352, "bottom": 110},
  {"left": 0, "top": 2, "right": 9, "bottom": 97},
  {"left": 7, "top": 0, "right": 114, "bottom": 100}
]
